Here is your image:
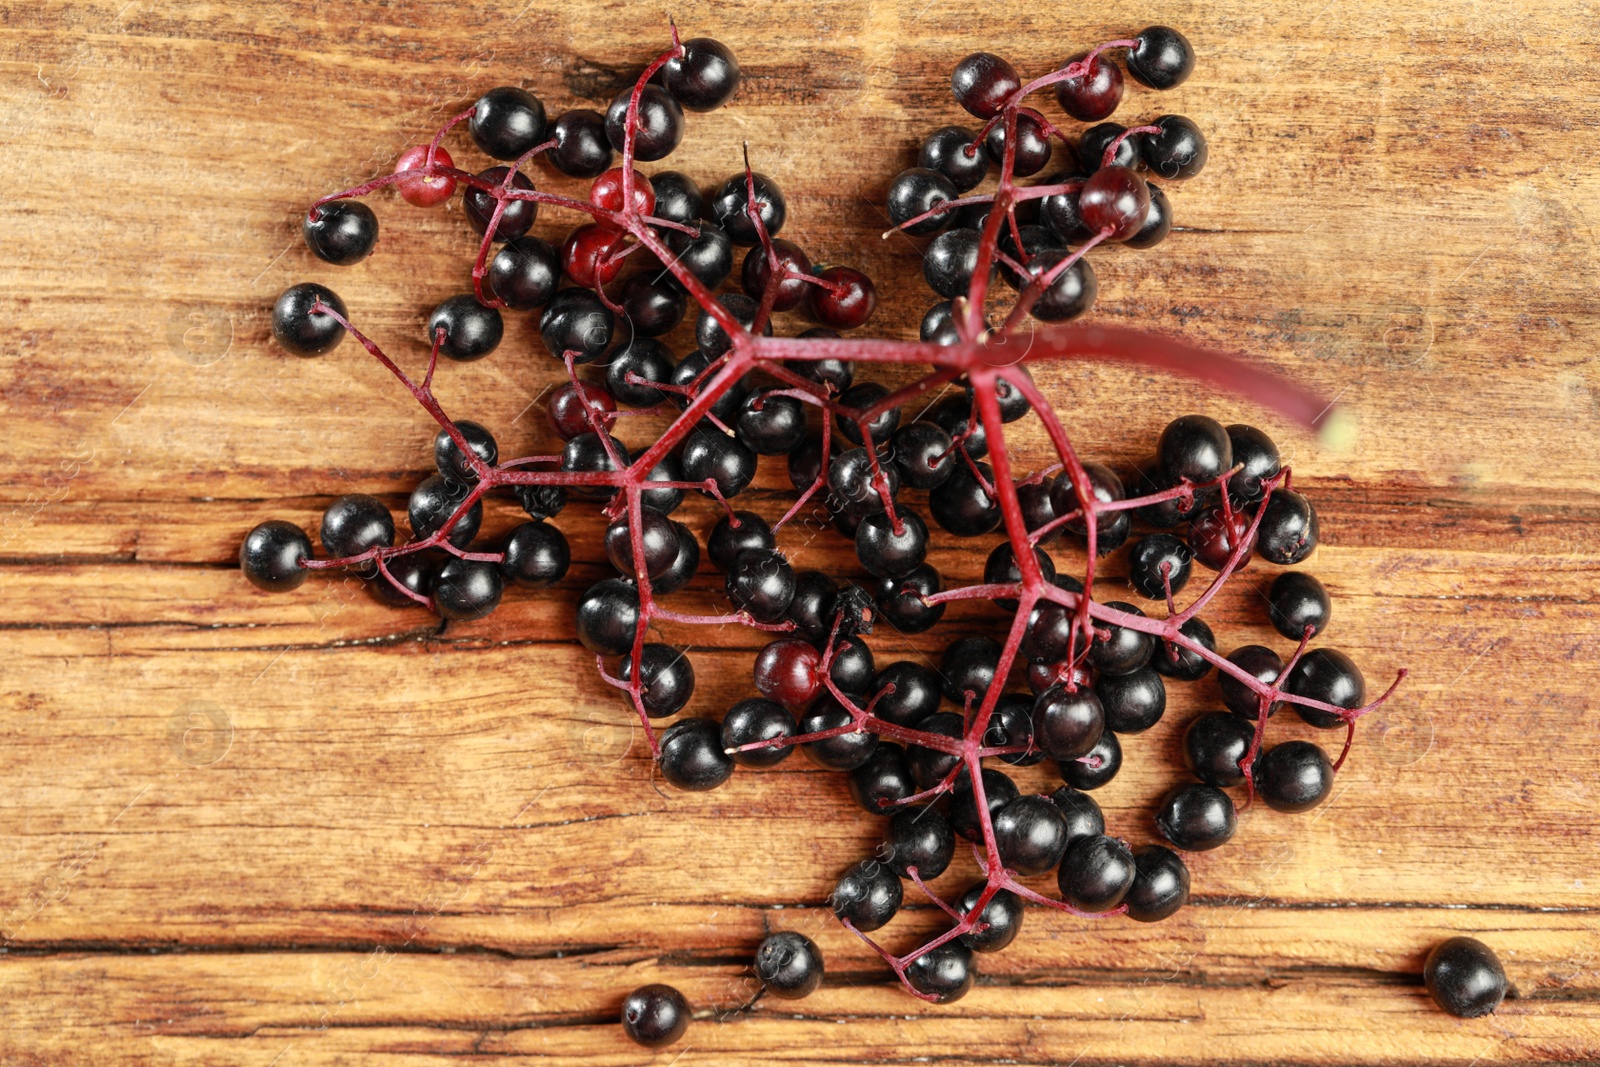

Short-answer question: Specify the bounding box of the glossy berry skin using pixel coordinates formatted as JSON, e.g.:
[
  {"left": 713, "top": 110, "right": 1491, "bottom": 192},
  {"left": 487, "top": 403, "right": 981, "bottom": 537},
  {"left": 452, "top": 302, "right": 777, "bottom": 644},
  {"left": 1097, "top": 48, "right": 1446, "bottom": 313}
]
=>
[
  {"left": 1058, "top": 834, "right": 1135, "bottom": 913},
  {"left": 240, "top": 520, "right": 311, "bottom": 591},
  {"left": 1097, "top": 666, "right": 1166, "bottom": 734},
  {"left": 303, "top": 200, "right": 377, "bottom": 265},
  {"left": 1257, "top": 490, "right": 1320, "bottom": 564},
  {"left": 463, "top": 166, "right": 537, "bottom": 242},
  {"left": 1221, "top": 644, "right": 1284, "bottom": 719},
  {"left": 1125, "top": 183, "right": 1173, "bottom": 249},
  {"left": 560, "top": 223, "right": 626, "bottom": 288},
  {"left": 575, "top": 578, "right": 640, "bottom": 655},
  {"left": 906, "top": 712, "right": 965, "bottom": 791},
  {"left": 663, "top": 37, "right": 741, "bottom": 111},
  {"left": 393, "top": 145, "right": 456, "bottom": 207},
  {"left": 849, "top": 743, "right": 915, "bottom": 813},
  {"left": 604, "top": 336, "right": 674, "bottom": 406},
  {"left": 696, "top": 292, "right": 772, "bottom": 358},
  {"left": 1032, "top": 685, "right": 1105, "bottom": 761},
  {"left": 919, "top": 126, "right": 988, "bottom": 193},
  {"left": 432, "top": 558, "right": 503, "bottom": 621},
  {"left": 1425, "top": 937, "right": 1509, "bottom": 1019},
  {"left": 959, "top": 884, "right": 1023, "bottom": 952},
  {"left": 1022, "top": 251, "right": 1098, "bottom": 322},
  {"left": 996, "top": 223, "right": 1062, "bottom": 289},
  {"left": 320, "top": 494, "right": 394, "bottom": 562},
  {"left": 487, "top": 236, "right": 560, "bottom": 310},
  {"left": 984, "top": 108, "right": 1053, "bottom": 177},
  {"left": 884, "top": 805, "right": 955, "bottom": 879},
  {"left": 740, "top": 239, "right": 812, "bottom": 310},
  {"left": 985, "top": 694, "right": 1044, "bottom": 766},
  {"left": 663, "top": 221, "right": 735, "bottom": 293},
  {"left": 620, "top": 983, "right": 689, "bottom": 1049},
  {"left": 1079, "top": 165, "right": 1151, "bottom": 242},
  {"left": 1049, "top": 785, "right": 1106, "bottom": 844},
  {"left": 1089, "top": 601, "right": 1154, "bottom": 675},
  {"left": 1050, "top": 462, "right": 1130, "bottom": 554},
  {"left": 928, "top": 395, "right": 987, "bottom": 458},
  {"left": 469, "top": 86, "right": 546, "bottom": 160},
  {"left": 547, "top": 381, "right": 614, "bottom": 440},
  {"left": 711, "top": 172, "right": 787, "bottom": 245},
  {"left": 559, "top": 432, "right": 630, "bottom": 501},
  {"left": 722, "top": 698, "right": 797, "bottom": 768},
  {"left": 618, "top": 276, "right": 686, "bottom": 339},
  {"left": 408, "top": 474, "right": 481, "bottom": 548},
  {"left": 1128, "top": 533, "right": 1193, "bottom": 599},
  {"left": 653, "top": 521, "right": 701, "bottom": 596},
  {"left": 951, "top": 52, "right": 1020, "bottom": 118},
  {"left": 1059, "top": 727, "right": 1121, "bottom": 790},
  {"left": 1183, "top": 711, "right": 1255, "bottom": 788},
  {"left": 1127, "top": 26, "right": 1196, "bottom": 90},
  {"left": 921, "top": 300, "right": 960, "bottom": 346},
  {"left": 930, "top": 460, "right": 1002, "bottom": 537},
  {"left": 875, "top": 563, "right": 947, "bottom": 634},
  {"left": 1155, "top": 615, "right": 1217, "bottom": 681},
  {"left": 1285, "top": 648, "right": 1366, "bottom": 728},
  {"left": 831, "top": 859, "right": 902, "bottom": 932},
  {"left": 940, "top": 636, "right": 1001, "bottom": 705},
  {"left": 708, "top": 512, "right": 775, "bottom": 572},
  {"left": 755, "top": 931, "right": 822, "bottom": 1000},
  {"left": 648, "top": 170, "right": 703, "bottom": 225},
  {"left": 604, "top": 84, "right": 684, "bottom": 161},
  {"left": 801, "top": 699, "right": 879, "bottom": 771},
  {"left": 1125, "top": 845, "right": 1190, "bottom": 922},
  {"left": 500, "top": 521, "right": 569, "bottom": 589},
  {"left": 547, "top": 109, "right": 613, "bottom": 178},
  {"left": 1269, "top": 571, "right": 1331, "bottom": 640},
  {"left": 983, "top": 542, "right": 1055, "bottom": 610},
  {"left": 905, "top": 942, "right": 975, "bottom": 1004},
  {"left": 1132, "top": 456, "right": 1207, "bottom": 528},
  {"left": 856, "top": 509, "right": 929, "bottom": 580},
  {"left": 1143, "top": 114, "right": 1209, "bottom": 180},
  {"left": 370, "top": 549, "right": 443, "bottom": 607},
  {"left": 1188, "top": 505, "right": 1255, "bottom": 571},
  {"left": 271, "top": 283, "right": 346, "bottom": 357},
  {"left": 867, "top": 661, "right": 940, "bottom": 728},
  {"left": 752, "top": 638, "right": 821, "bottom": 711},
  {"left": 735, "top": 391, "right": 806, "bottom": 456},
  {"left": 1226, "top": 424, "right": 1281, "bottom": 504},
  {"left": 828, "top": 447, "right": 899, "bottom": 517},
  {"left": 683, "top": 424, "right": 759, "bottom": 498},
  {"left": 836, "top": 382, "right": 901, "bottom": 446},
  {"left": 585, "top": 166, "right": 654, "bottom": 221},
  {"left": 1257, "top": 740, "right": 1335, "bottom": 813},
  {"left": 1160, "top": 414, "right": 1234, "bottom": 486},
  {"left": 1156, "top": 783, "right": 1237, "bottom": 851},
  {"left": 993, "top": 795, "right": 1070, "bottom": 876},
  {"left": 427, "top": 295, "right": 503, "bottom": 362},
  {"left": 892, "top": 422, "right": 955, "bottom": 490},
  {"left": 604, "top": 508, "right": 678, "bottom": 580},
  {"left": 672, "top": 348, "right": 749, "bottom": 422},
  {"left": 922, "top": 227, "right": 987, "bottom": 299},
  {"left": 1040, "top": 181, "right": 1095, "bottom": 246},
  {"left": 784, "top": 347, "right": 853, "bottom": 394},
  {"left": 1055, "top": 50, "right": 1123, "bottom": 122},
  {"left": 887, "top": 167, "right": 958, "bottom": 237},
  {"left": 726, "top": 548, "right": 795, "bottom": 623},
  {"left": 810, "top": 267, "right": 878, "bottom": 330},
  {"left": 660, "top": 716, "right": 734, "bottom": 791},
  {"left": 1079, "top": 122, "right": 1142, "bottom": 172},
  {"left": 949, "top": 769, "right": 1019, "bottom": 841}
]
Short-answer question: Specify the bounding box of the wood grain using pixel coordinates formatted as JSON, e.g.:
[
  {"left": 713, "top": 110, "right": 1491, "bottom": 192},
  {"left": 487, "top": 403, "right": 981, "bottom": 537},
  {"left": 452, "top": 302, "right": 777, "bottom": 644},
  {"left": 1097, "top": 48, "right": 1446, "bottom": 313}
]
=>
[{"left": 2, "top": 0, "right": 1599, "bottom": 1062}]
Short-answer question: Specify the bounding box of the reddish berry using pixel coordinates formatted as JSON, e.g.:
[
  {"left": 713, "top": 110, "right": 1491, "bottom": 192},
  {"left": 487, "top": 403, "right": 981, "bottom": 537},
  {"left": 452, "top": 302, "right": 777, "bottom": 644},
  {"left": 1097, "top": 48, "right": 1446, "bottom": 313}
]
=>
[
  {"left": 561, "top": 223, "right": 627, "bottom": 288},
  {"left": 393, "top": 145, "right": 456, "bottom": 207}
]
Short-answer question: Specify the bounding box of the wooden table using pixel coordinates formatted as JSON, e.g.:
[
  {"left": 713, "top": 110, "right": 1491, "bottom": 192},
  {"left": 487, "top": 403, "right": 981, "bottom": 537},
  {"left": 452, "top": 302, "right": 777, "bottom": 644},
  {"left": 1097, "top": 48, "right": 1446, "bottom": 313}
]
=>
[{"left": 3, "top": 2, "right": 1597, "bottom": 1063}]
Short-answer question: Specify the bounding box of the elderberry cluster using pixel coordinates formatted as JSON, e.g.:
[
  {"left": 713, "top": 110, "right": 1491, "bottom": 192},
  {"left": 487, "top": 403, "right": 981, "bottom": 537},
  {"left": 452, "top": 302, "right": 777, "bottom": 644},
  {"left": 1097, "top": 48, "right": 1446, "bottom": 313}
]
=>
[{"left": 241, "top": 23, "right": 1405, "bottom": 1033}]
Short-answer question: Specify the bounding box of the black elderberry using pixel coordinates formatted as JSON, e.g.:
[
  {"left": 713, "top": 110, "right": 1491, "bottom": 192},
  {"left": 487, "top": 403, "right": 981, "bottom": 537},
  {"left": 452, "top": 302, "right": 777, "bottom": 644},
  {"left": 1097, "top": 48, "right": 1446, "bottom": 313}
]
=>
[
  {"left": 1183, "top": 711, "right": 1255, "bottom": 788},
  {"left": 575, "top": 578, "right": 640, "bottom": 656},
  {"left": 1088, "top": 601, "right": 1153, "bottom": 675},
  {"left": 1126, "top": 26, "right": 1196, "bottom": 90},
  {"left": 1257, "top": 740, "right": 1335, "bottom": 813},
  {"left": 785, "top": 569, "right": 838, "bottom": 638},
  {"left": 670, "top": 348, "right": 749, "bottom": 423},
  {"left": 929, "top": 460, "right": 1001, "bottom": 537},
  {"left": 463, "top": 166, "right": 537, "bottom": 241},
  {"left": 726, "top": 547, "right": 796, "bottom": 623},
  {"left": 1284, "top": 648, "right": 1366, "bottom": 728},
  {"left": 849, "top": 742, "right": 916, "bottom": 813},
  {"left": 1128, "top": 533, "right": 1193, "bottom": 600},
  {"left": 983, "top": 107, "right": 1052, "bottom": 177},
  {"left": 1226, "top": 423, "right": 1281, "bottom": 504},
  {"left": 427, "top": 295, "right": 503, "bottom": 362},
  {"left": 647, "top": 170, "right": 702, "bottom": 225},
  {"left": 1268, "top": 571, "right": 1331, "bottom": 640},
  {"left": 993, "top": 794, "right": 1070, "bottom": 876},
  {"left": 904, "top": 941, "right": 976, "bottom": 1004},
  {"left": 302, "top": 200, "right": 377, "bottom": 265},
  {"left": 951, "top": 52, "right": 1020, "bottom": 119},
  {"left": 722, "top": 697, "right": 797, "bottom": 768},
  {"left": 958, "top": 883, "right": 1023, "bottom": 952},
  {"left": 240, "top": 520, "right": 312, "bottom": 591},
  {"left": 1032, "top": 685, "right": 1104, "bottom": 761},
  {"left": 470, "top": 86, "right": 546, "bottom": 160},
  {"left": 658, "top": 716, "right": 734, "bottom": 791},
  {"left": 887, "top": 167, "right": 958, "bottom": 237},
  {"left": 653, "top": 520, "right": 701, "bottom": 596},
  {"left": 983, "top": 542, "right": 1055, "bottom": 610},
  {"left": 1154, "top": 615, "right": 1217, "bottom": 681},
  {"left": 500, "top": 521, "right": 569, "bottom": 589},
  {"left": 875, "top": 563, "right": 947, "bottom": 634},
  {"left": 1078, "top": 122, "right": 1141, "bottom": 172},
  {"left": 620, "top": 983, "right": 689, "bottom": 1048},
  {"left": 836, "top": 382, "right": 902, "bottom": 446},
  {"left": 986, "top": 692, "right": 1045, "bottom": 766},
  {"left": 662, "top": 37, "right": 741, "bottom": 112},
  {"left": 604, "top": 84, "right": 684, "bottom": 161},
  {"left": 828, "top": 633, "right": 877, "bottom": 694},
  {"left": 1125, "top": 183, "right": 1173, "bottom": 249},
  {"left": 828, "top": 446, "right": 899, "bottom": 517},
  {"left": 710, "top": 171, "right": 787, "bottom": 245},
  {"left": 663, "top": 221, "right": 735, "bottom": 290},
  {"left": 604, "top": 508, "right": 678, "bottom": 580},
  {"left": 540, "top": 288, "right": 617, "bottom": 365},
  {"left": 1257, "top": 490, "right": 1320, "bottom": 564},
  {"left": 1097, "top": 666, "right": 1166, "bottom": 734},
  {"left": 548, "top": 109, "right": 613, "bottom": 178},
  {"left": 892, "top": 421, "right": 955, "bottom": 490},
  {"left": 1141, "top": 114, "right": 1208, "bottom": 180},
  {"left": 1159, "top": 414, "right": 1233, "bottom": 486},
  {"left": 604, "top": 337, "right": 675, "bottom": 407},
  {"left": 320, "top": 494, "right": 394, "bottom": 561},
  {"left": 754, "top": 931, "right": 823, "bottom": 1000},
  {"left": 271, "top": 282, "right": 346, "bottom": 357},
  {"left": 696, "top": 292, "right": 772, "bottom": 358},
  {"left": 1425, "top": 937, "right": 1510, "bottom": 1019},
  {"left": 949, "top": 768, "right": 1019, "bottom": 840},
  {"left": 800, "top": 698, "right": 878, "bottom": 770},
  {"left": 883, "top": 805, "right": 955, "bottom": 879},
  {"left": 1049, "top": 462, "right": 1130, "bottom": 554},
  {"left": 918, "top": 126, "right": 988, "bottom": 193},
  {"left": 1220, "top": 644, "right": 1284, "bottom": 719},
  {"left": 831, "top": 859, "right": 902, "bottom": 932},
  {"left": 740, "top": 239, "right": 813, "bottom": 311},
  {"left": 855, "top": 509, "right": 929, "bottom": 580},
  {"left": 408, "top": 473, "right": 481, "bottom": 548},
  {"left": 682, "top": 423, "right": 758, "bottom": 498},
  {"left": 1156, "top": 783, "right": 1237, "bottom": 851},
  {"left": 487, "top": 236, "right": 560, "bottom": 310},
  {"left": 1058, "top": 834, "right": 1135, "bottom": 912},
  {"left": 1059, "top": 727, "right": 1121, "bottom": 790},
  {"left": 922, "top": 227, "right": 988, "bottom": 299},
  {"left": 432, "top": 558, "right": 502, "bottom": 621},
  {"left": 558, "top": 432, "right": 630, "bottom": 502},
  {"left": 928, "top": 394, "right": 987, "bottom": 458},
  {"left": 1048, "top": 785, "right": 1105, "bottom": 844},
  {"left": 619, "top": 275, "right": 687, "bottom": 338},
  {"left": 1125, "top": 845, "right": 1190, "bottom": 922}
]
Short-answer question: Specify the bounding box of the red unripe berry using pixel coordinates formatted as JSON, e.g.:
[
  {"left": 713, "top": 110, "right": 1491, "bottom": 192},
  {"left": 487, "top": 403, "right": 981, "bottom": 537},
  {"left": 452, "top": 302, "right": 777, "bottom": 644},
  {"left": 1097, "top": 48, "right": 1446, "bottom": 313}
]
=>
[
  {"left": 589, "top": 167, "right": 655, "bottom": 222},
  {"left": 393, "top": 145, "right": 457, "bottom": 207},
  {"left": 1054, "top": 51, "right": 1124, "bottom": 122},
  {"left": 547, "top": 380, "right": 616, "bottom": 440},
  {"left": 562, "top": 223, "right": 627, "bottom": 288},
  {"left": 1079, "top": 165, "right": 1151, "bottom": 242},
  {"left": 741, "top": 239, "right": 813, "bottom": 311},
  {"left": 809, "top": 266, "right": 878, "bottom": 330},
  {"left": 754, "top": 638, "right": 823, "bottom": 710}
]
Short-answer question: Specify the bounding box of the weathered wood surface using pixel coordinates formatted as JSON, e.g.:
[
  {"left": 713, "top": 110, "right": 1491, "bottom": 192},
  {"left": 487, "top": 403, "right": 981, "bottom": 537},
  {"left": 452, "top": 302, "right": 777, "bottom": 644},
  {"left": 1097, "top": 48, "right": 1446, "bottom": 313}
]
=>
[{"left": 2, "top": 0, "right": 1598, "bottom": 1062}]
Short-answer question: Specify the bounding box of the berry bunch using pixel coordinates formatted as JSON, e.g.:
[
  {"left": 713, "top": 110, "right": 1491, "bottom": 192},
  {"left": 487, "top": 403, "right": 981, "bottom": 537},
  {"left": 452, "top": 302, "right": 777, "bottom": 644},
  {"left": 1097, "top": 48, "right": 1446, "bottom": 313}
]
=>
[{"left": 244, "top": 24, "right": 1405, "bottom": 1021}]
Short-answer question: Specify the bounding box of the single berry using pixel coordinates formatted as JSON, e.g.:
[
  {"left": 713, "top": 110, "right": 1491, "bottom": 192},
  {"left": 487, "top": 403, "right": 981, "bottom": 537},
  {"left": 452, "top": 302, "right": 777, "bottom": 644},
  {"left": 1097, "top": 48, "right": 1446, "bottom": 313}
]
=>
[
  {"left": 1021, "top": 250, "right": 1098, "bottom": 322},
  {"left": 875, "top": 563, "right": 947, "bottom": 634},
  {"left": 1058, "top": 834, "right": 1135, "bottom": 912},
  {"left": 1268, "top": 571, "right": 1331, "bottom": 640},
  {"left": 754, "top": 638, "right": 823, "bottom": 711},
  {"left": 320, "top": 494, "right": 394, "bottom": 564},
  {"left": 560, "top": 223, "right": 627, "bottom": 289},
  {"left": 619, "top": 644, "right": 696, "bottom": 719},
  {"left": 983, "top": 541, "right": 1055, "bottom": 610},
  {"left": 831, "top": 859, "right": 902, "bottom": 932},
  {"left": 836, "top": 382, "right": 901, "bottom": 446},
  {"left": 1055, "top": 50, "right": 1123, "bottom": 122},
  {"left": 271, "top": 282, "right": 346, "bottom": 356},
  {"left": 1126, "top": 26, "right": 1196, "bottom": 90},
  {"left": 1059, "top": 727, "right": 1121, "bottom": 790},
  {"left": 755, "top": 931, "right": 823, "bottom": 1000},
  {"left": 918, "top": 126, "right": 988, "bottom": 193},
  {"left": 892, "top": 422, "right": 955, "bottom": 490},
  {"left": 1284, "top": 647, "right": 1366, "bottom": 728},
  {"left": 849, "top": 742, "right": 916, "bottom": 813},
  {"left": 904, "top": 942, "right": 976, "bottom": 1004},
  {"left": 1050, "top": 462, "right": 1131, "bottom": 554},
  {"left": 708, "top": 511, "right": 775, "bottom": 572},
  {"left": 1226, "top": 423, "right": 1281, "bottom": 503},
  {"left": 810, "top": 266, "right": 878, "bottom": 330},
  {"left": 547, "top": 109, "right": 613, "bottom": 178},
  {"left": 469, "top": 86, "right": 546, "bottom": 160},
  {"left": 427, "top": 295, "right": 503, "bottom": 362},
  {"left": 887, "top": 167, "right": 958, "bottom": 236},
  {"left": 1257, "top": 489, "right": 1320, "bottom": 564},
  {"left": 1088, "top": 601, "right": 1153, "bottom": 675},
  {"left": 929, "top": 460, "right": 1002, "bottom": 536},
  {"left": 828, "top": 446, "right": 899, "bottom": 517},
  {"left": 604, "top": 508, "right": 679, "bottom": 579},
  {"left": 683, "top": 423, "right": 759, "bottom": 498},
  {"left": 740, "top": 238, "right": 813, "bottom": 310},
  {"left": 618, "top": 276, "right": 686, "bottom": 338},
  {"left": 302, "top": 200, "right": 377, "bottom": 265},
  {"left": 1142, "top": 114, "right": 1209, "bottom": 180},
  {"left": 1159, "top": 414, "right": 1234, "bottom": 485},
  {"left": 1097, "top": 666, "right": 1166, "bottom": 734},
  {"left": 928, "top": 394, "right": 987, "bottom": 457},
  {"left": 604, "top": 84, "right": 684, "bottom": 161},
  {"left": 1128, "top": 533, "right": 1193, "bottom": 599},
  {"left": 659, "top": 716, "right": 734, "bottom": 791},
  {"left": 1154, "top": 615, "right": 1217, "bottom": 681},
  {"left": 958, "top": 883, "right": 1023, "bottom": 952},
  {"left": 922, "top": 227, "right": 987, "bottom": 299},
  {"left": 1078, "top": 122, "right": 1142, "bottom": 171},
  {"left": 883, "top": 805, "right": 955, "bottom": 879},
  {"left": 1079, "top": 165, "right": 1151, "bottom": 242},
  {"left": 558, "top": 432, "right": 630, "bottom": 500},
  {"left": 726, "top": 547, "right": 796, "bottom": 622},
  {"left": 696, "top": 292, "right": 772, "bottom": 358},
  {"left": 736, "top": 390, "right": 807, "bottom": 455},
  {"left": 1183, "top": 711, "right": 1256, "bottom": 787},
  {"left": 1220, "top": 644, "right": 1284, "bottom": 719},
  {"left": 1188, "top": 504, "right": 1255, "bottom": 570},
  {"left": 648, "top": 170, "right": 703, "bottom": 224},
  {"left": 501, "top": 521, "right": 569, "bottom": 589},
  {"left": 1049, "top": 785, "right": 1106, "bottom": 844},
  {"left": 993, "top": 794, "right": 1070, "bottom": 875},
  {"left": 951, "top": 52, "right": 1020, "bottom": 118},
  {"left": 1032, "top": 685, "right": 1105, "bottom": 760},
  {"left": 620, "top": 983, "right": 689, "bottom": 1048},
  {"left": 432, "top": 558, "right": 503, "bottom": 621},
  {"left": 606, "top": 336, "right": 676, "bottom": 406},
  {"left": 1425, "top": 937, "right": 1509, "bottom": 1018},
  {"left": 983, "top": 108, "right": 1052, "bottom": 177},
  {"left": 408, "top": 473, "right": 481, "bottom": 548},
  {"left": 671, "top": 347, "right": 749, "bottom": 422},
  {"left": 662, "top": 37, "right": 741, "bottom": 111},
  {"left": 1156, "top": 783, "right": 1237, "bottom": 851},
  {"left": 653, "top": 520, "right": 701, "bottom": 596},
  {"left": 722, "top": 698, "right": 797, "bottom": 768},
  {"left": 540, "top": 288, "right": 617, "bottom": 365},
  {"left": 1125, "top": 845, "right": 1190, "bottom": 922},
  {"left": 949, "top": 769, "right": 1019, "bottom": 840},
  {"left": 710, "top": 172, "right": 786, "bottom": 245},
  {"left": 547, "top": 380, "right": 615, "bottom": 440},
  {"left": 463, "top": 166, "right": 537, "bottom": 242},
  {"left": 663, "top": 221, "right": 734, "bottom": 289},
  {"left": 856, "top": 509, "right": 929, "bottom": 580},
  {"left": 1126, "top": 183, "right": 1173, "bottom": 249},
  {"left": 393, "top": 145, "right": 456, "bottom": 207},
  {"left": 487, "top": 236, "right": 560, "bottom": 310},
  {"left": 574, "top": 577, "right": 641, "bottom": 655},
  {"left": 1257, "top": 740, "right": 1335, "bottom": 812},
  {"left": 240, "top": 520, "right": 311, "bottom": 591}
]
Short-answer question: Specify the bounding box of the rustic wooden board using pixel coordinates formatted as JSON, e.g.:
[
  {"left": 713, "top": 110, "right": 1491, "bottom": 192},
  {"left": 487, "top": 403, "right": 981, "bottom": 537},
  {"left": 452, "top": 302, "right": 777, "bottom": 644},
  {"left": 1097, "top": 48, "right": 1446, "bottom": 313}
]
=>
[{"left": 2, "top": 0, "right": 1599, "bottom": 1063}]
